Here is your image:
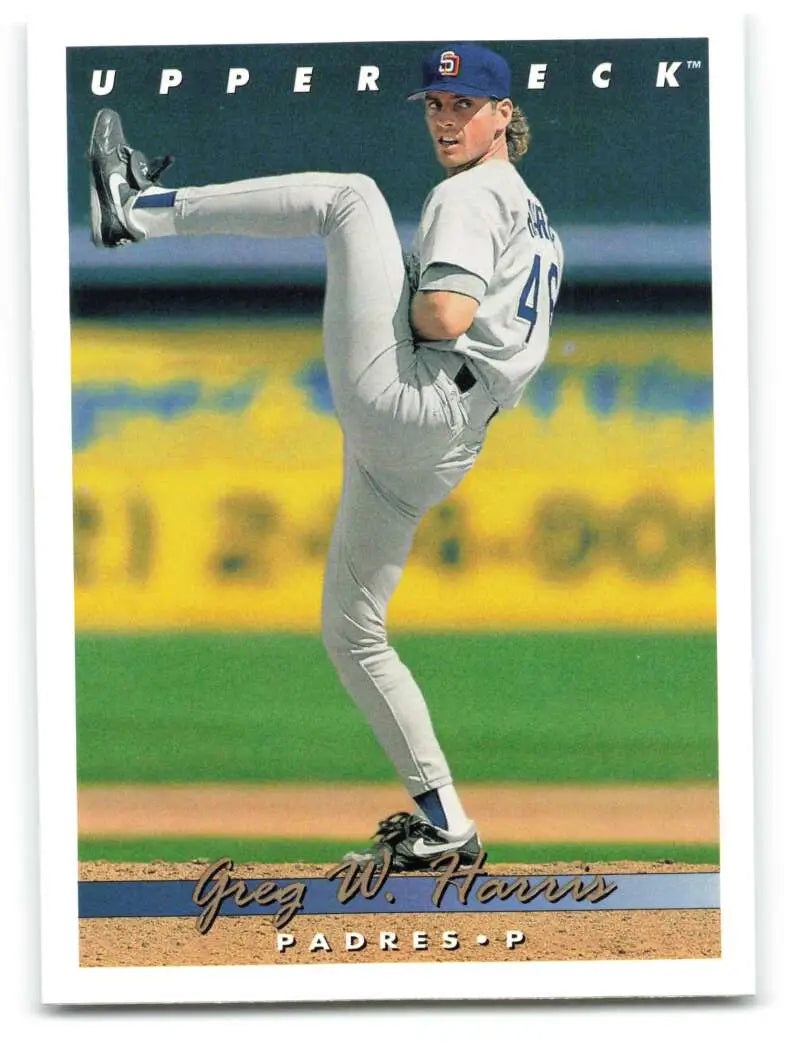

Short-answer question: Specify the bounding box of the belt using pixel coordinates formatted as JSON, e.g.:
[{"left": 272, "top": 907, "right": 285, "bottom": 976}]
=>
[
  {"left": 453, "top": 361, "right": 499, "bottom": 423},
  {"left": 454, "top": 362, "right": 477, "bottom": 393}
]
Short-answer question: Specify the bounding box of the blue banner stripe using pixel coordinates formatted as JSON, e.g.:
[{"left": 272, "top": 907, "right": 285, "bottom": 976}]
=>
[{"left": 79, "top": 872, "right": 719, "bottom": 920}]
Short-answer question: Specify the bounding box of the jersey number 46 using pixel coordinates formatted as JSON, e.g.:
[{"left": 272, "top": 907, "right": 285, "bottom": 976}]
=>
[{"left": 517, "top": 253, "right": 559, "bottom": 342}]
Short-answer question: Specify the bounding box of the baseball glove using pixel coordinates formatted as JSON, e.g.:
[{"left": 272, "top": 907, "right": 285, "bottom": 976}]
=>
[{"left": 403, "top": 249, "right": 420, "bottom": 294}]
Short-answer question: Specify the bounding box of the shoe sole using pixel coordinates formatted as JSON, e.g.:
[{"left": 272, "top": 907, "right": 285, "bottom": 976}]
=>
[
  {"left": 343, "top": 841, "right": 482, "bottom": 872},
  {"left": 87, "top": 109, "right": 134, "bottom": 247},
  {"left": 396, "top": 846, "right": 482, "bottom": 872},
  {"left": 88, "top": 173, "right": 103, "bottom": 246},
  {"left": 88, "top": 109, "right": 113, "bottom": 246}
]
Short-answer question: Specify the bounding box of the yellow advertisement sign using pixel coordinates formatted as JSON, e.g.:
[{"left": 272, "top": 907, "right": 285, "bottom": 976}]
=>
[{"left": 72, "top": 322, "right": 715, "bottom": 630}]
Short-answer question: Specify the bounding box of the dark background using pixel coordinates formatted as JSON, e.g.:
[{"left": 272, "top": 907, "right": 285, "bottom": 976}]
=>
[
  {"left": 67, "top": 38, "right": 711, "bottom": 315},
  {"left": 67, "top": 38, "right": 710, "bottom": 225}
]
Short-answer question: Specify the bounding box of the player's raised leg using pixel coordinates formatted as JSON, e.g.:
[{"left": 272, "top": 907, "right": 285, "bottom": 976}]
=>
[
  {"left": 88, "top": 110, "right": 421, "bottom": 436},
  {"left": 170, "top": 171, "right": 418, "bottom": 441}
]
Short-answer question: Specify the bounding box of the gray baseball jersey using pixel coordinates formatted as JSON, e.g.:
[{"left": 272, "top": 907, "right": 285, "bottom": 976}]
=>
[{"left": 411, "top": 160, "right": 564, "bottom": 408}]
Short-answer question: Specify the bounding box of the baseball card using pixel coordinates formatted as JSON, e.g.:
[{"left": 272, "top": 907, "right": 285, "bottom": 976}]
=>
[{"left": 28, "top": 10, "right": 754, "bottom": 1006}]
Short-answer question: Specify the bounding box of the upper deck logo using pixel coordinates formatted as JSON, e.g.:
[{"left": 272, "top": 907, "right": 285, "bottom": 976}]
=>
[{"left": 439, "top": 51, "right": 461, "bottom": 77}]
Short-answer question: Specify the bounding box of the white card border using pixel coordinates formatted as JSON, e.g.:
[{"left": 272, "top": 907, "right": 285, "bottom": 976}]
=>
[{"left": 28, "top": 9, "right": 754, "bottom": 1005}]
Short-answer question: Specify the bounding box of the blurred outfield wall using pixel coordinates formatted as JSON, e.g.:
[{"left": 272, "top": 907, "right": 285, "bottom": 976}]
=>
[{"left": 72, "top": 318, "right": 714, "bottom": 631}]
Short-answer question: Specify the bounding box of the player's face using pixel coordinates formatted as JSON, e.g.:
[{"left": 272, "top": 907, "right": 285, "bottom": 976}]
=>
[{"left": 424, "top": 91, "right": 512, "bottom": 174}]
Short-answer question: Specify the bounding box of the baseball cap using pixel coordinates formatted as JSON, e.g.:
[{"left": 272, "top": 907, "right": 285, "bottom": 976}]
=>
[{"left": 407, "top": 43, "right": 512, "bottom": 101}]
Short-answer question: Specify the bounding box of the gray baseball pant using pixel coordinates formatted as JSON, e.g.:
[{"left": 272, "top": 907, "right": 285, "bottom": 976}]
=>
[{"left": 151, "top": 172, "right": 498, "bottom": 794}]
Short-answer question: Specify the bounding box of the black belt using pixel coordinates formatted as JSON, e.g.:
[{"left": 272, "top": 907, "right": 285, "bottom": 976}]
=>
[
  {"left": 454, "top": 362, "right": 477, "bottom": 393},
  {"left": 453, "top": 361, "right": 499, "bottom": 423}
]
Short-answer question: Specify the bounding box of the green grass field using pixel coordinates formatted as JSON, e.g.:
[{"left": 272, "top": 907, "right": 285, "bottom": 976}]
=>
[
  {"left": 77, "top": 837, "right": 719, "bottom": 865},
  {"left": 76, "top": 631, "right": 718, "bottom": 783},
  {"left": 76, "top": 631, "right": 718, "bottom": 864}
]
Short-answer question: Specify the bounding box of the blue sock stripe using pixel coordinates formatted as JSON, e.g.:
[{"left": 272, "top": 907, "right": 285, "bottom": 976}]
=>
[
  {"left": 414, "top": 789, "right": 448, "bottom": 830},
  {"left": 133, "top": 191, "right": 177, "bottom": 209}
]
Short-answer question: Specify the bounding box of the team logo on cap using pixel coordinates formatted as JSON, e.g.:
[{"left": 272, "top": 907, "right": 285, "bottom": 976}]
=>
[{"left": 438, "top": 50, "right": 461, "bottom": 77}]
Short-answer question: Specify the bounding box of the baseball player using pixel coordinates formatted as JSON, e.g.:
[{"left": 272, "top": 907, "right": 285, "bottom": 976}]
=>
[{"left": 88, "top": 42, "right": 563, "bottom": 870}]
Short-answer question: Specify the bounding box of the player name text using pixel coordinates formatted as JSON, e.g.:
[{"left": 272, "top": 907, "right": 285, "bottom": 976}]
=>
[{"left": 191, "top": 853, "right": 618, "bottom": 934}]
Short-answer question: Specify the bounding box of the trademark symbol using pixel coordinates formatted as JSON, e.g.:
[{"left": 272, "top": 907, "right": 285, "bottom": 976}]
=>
[{"left": 687, "top": 59, "right": 702, "bottom": 69}]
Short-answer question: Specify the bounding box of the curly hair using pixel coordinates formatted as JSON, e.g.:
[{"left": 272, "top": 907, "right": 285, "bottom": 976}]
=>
[
  {"left": 490, "top": 100, "right": 530, "bottom": 163},
  {"left": 505, "top": 105, "right": 531, "bottom": 164}
]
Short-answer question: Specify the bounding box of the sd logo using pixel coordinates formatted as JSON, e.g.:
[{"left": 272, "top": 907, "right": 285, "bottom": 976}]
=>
[{"left": 439, "top": 50, "right": 461, "bottom": 77}]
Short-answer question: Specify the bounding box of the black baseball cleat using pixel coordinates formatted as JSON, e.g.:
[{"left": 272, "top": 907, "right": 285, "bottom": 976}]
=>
[
  {"left": 342, "top": 811, "right": 482, "bottom": 871},
  {"left": 87, "top": 108, "right": 174, "bottom": 247}
]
